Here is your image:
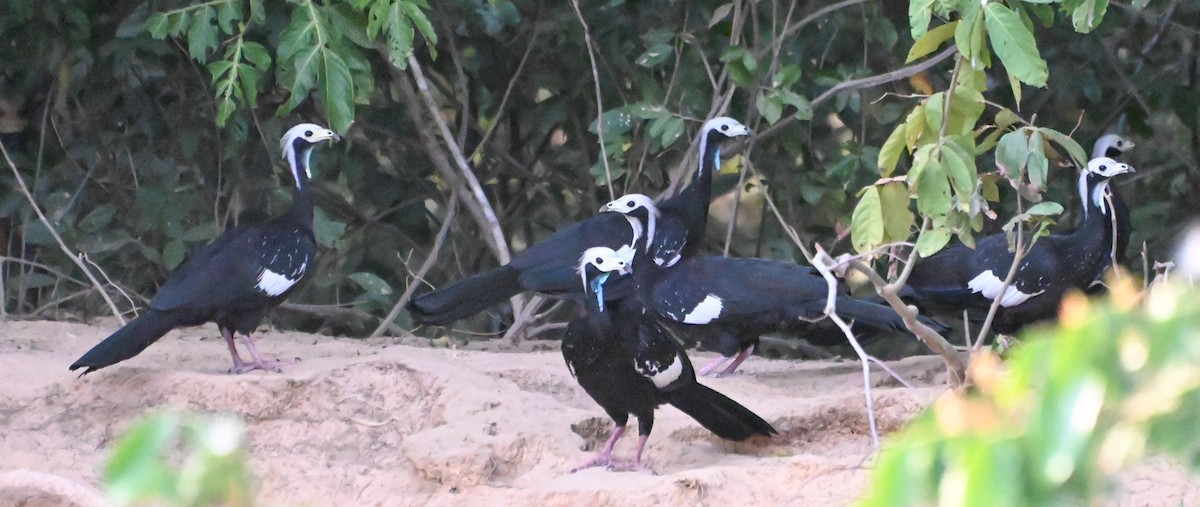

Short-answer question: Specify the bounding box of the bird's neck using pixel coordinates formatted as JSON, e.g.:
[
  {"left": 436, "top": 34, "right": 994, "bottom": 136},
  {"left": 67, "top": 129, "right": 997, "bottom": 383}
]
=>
[{"left": 285, "top": 186, "right": 314, "bottom": 230}]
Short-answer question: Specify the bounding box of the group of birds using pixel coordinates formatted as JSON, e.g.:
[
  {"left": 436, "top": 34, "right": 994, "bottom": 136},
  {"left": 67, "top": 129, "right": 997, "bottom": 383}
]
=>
[{"left": 67, "top": 116, "right": 1136, "bottom": 472}]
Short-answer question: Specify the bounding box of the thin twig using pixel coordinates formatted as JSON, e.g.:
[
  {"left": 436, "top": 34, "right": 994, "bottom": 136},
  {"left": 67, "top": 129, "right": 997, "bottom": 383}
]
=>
[
  {"left": 371, "top": 191, "right": 460, "bottom": 338},
  {"left": 971, "top": 198, "right": 1027, "bottom": 350},
  {"left": 753, "top": 45, "right": 957, "bottom": 144},
  {"left": 811, "top": 246, "right": 879, "bottom": 448},
  {"left": 81, "top": 252, "right": 137, "bottom": 315},
  {"left": 568, "top": 0, "right": 614, "bottom": 200},
  {"left": 0, "top": 140, "right": 126, "bottom": 324}
]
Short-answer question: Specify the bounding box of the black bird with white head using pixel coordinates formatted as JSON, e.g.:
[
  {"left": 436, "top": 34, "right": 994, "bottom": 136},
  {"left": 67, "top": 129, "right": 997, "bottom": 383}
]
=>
[
  {"left": 602, "top": 194, "right": 944, "bottom": 375},
  {"left": 407, "top": 116, "right": 750, "bottom": 326},
  {"left": 904, "top": 156, "right": 1135, "bottom": 334},
  {"left": 70, "top": 123, "right": 340, "bottom": 375},
  {"left": 562, "top": 246, "right": 775, "bottom": 472}
]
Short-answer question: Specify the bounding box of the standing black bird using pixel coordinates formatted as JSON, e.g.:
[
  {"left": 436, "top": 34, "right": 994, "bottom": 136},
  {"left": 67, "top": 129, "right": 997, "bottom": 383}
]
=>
[
  {"left": 70, "top": 124, "right": 340, "bottom": 375},
  {"left": 904, "top": 157, "right": 1134, "bottom": 334},
  {"left": 562, "top": 246, "right": 775, "bottom": 472},
  {"left": 407, "top": 116, "right": 751, "bottom": 325},
  {"left": 603, "top": 195, "right": 942, "bottom": 375}
]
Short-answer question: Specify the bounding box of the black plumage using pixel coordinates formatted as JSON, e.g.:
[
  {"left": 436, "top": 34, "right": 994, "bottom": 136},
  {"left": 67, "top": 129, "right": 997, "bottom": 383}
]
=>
[
  {"left": 562, "top": 246, "right": 775, "bottom": 472},
  {"left": 905, "top": 157, "right": 1134, "bottom": 334},
  {"left": 603, "top": 195, "right": 947, "bottom": 375},
  {"left": 409, "top": 117, "right": 751, "bottom": 326},
  {"left": 70, "top": 124, "right": 339, "bottom": 375}
]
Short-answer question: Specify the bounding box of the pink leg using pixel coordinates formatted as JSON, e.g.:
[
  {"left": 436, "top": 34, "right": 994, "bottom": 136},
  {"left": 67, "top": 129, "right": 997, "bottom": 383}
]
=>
[
  {"left": 612, "top": 435, "right": 656, "bottom": 474},
  {"left": 572, "top": 425, "right": 626, "bottom": 472},
  {"left": 697, "top": 354, "right": 733, "bottom": 377},
  {"left": 718, "top": 343, "right": 756, "bottom": 376},
  {"left": 229, "top": 333, "right": 297, "bottom": 374},
  {"left": 222, "top": 328, "right": 250, "bottom": 372}
]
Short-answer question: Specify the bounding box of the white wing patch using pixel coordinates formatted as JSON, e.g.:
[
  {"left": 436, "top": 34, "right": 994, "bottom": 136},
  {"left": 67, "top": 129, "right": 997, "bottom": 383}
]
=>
[
  {"left": 967, "top": 270, "right": 1043, "bottom": 307},
  {"left": 640, "top": 355, "right": 684, "bottom": 388},
  {"left": 682, "top": 294, "right": 724, "bottom": 324},
  {"left": 255, "top": 265, "right": 304, "bottom": 296}
]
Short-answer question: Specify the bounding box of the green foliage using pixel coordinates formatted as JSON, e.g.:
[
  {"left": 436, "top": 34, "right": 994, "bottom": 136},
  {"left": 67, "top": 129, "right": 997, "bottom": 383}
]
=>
[
  {"left": 106, "top": 412, "right": 253, "bottom": 507},
  {"left": 860, "top": 279, "right": 1200, "bottom": 506},
  {"left": 0, "top": 1, "right": 1193, "bottom": 339}
]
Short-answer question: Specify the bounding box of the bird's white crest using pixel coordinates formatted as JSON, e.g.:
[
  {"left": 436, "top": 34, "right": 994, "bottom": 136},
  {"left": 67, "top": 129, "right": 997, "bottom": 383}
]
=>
[
  {"left": 1079, "top": 157, "right": 1133, "bottom": 217},
  {"left": 641, "top": 354, "right": 684, "bottom": 388},
  {"left": 279, "top": 123, "right": 339, "bottom": 187},
  {"left": 967, "top": 270, "right": 1043, "bottom": 307},
  {"left": 255, "top": 267, "right": 303, "bottom": 297},
  {"left": 602, "top": 193, "right": 659, "bottom": 248},
  {"left": 696, "top": 117, "right": 751, "bottom": 177},
  {"left": 577, "top": 246, "right": 630, "bottom": 293},
  {"left": 1092, "top": 134, "right": 1135, "bottom": 159},
  {"left": 682, "top": 294, "right": 724, "bottom": 324}
]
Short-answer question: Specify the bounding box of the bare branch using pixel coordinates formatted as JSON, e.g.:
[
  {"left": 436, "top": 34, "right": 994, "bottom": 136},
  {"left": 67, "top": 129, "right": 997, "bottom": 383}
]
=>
[
  {"left": 569, "top": 0, "right": 614, "bottom": 201},
  {"left": 0, "top": 139, "right": 127, "bottom": 324},
  {"left": 371, "top": 191, "right": 460, "bottom": 339}
]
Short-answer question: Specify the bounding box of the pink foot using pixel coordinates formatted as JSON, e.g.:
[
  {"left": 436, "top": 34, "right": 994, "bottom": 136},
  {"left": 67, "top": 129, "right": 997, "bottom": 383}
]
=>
[
  {"left": 697, "top": 355, "right": 733, "bottom": 377},
  {"left": 229, "top": 357, "right": 298, "bottom": 374},
  {"left": 571, "top": 452, "right": 615, "bottom": 472}
]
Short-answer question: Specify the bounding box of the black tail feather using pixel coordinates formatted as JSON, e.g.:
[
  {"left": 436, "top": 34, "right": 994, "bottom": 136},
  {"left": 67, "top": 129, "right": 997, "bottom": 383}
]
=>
[
  {"left": 666, "top": 384, "right": 776, "bottom": 441},
  {"left": 406, "top": 266, "right": 521, "bottom": 326},
  {"left": 837, "top": 297, "right": 951, "bottom": 335},
  {"left": 70, "top": 310, "right": 180, "bottom": 375}
]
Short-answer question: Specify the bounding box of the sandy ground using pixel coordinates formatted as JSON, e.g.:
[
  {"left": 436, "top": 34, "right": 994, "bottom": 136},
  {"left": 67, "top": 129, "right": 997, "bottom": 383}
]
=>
[{"left": 0, "top": 320, "right": 1196, "bottom": 506}]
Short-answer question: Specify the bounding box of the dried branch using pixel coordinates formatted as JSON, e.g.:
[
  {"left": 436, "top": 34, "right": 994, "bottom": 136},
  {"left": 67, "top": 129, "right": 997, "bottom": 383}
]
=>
[
  {"left": 0, "top": 139, "right": 126, "bottom": 324},
  {"left": 568, "top": 0, "right": 614, "bottom": 200},
  {"left": 371, "top": 190, "right": 460, "bottom": 339}
]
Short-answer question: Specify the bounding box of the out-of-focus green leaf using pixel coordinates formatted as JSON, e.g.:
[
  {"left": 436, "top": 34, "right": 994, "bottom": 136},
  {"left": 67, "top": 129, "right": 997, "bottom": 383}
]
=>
[
  {"left": 915, "top": 223, "right": 952, "bottom": 257},
  {"left": 879, "top": 122, "right": 908, "bottom": 177},
  {"left": 636, "top": 43, "right": 673, "bottom": 67}
]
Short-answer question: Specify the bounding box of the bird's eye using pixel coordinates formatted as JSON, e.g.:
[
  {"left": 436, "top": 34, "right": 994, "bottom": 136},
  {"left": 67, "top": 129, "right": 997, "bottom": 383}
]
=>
[
  {"left": 595, "top": 257, "right": 603, "bottom": 264},
  {"left": 720, "top": 124, "right": 729, "bottom": 131},
  {"left": 1099, "top": 165, "right": 1107, "bottom": 171},
  {"left": 304, "top": 130, "right": 314, "bottom": 137},
  {"left": 626, "top": 200, "right": 634, "bottom": 207}
]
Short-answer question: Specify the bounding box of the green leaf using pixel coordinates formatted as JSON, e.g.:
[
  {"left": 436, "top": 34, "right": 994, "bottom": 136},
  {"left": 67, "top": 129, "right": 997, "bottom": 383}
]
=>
[
  {"left": 163, "top": 239, "right": 187, "bottom": 270},
  {"left": 350, "top": 271, "right": 394, "bottom": 298},
  {"left": 659, "top": 117, "right": 684, "bottom": 148},
  {"left": 995, "top": 130, "right": 1029, "bottom": 181},
  {"left": 402, "top": 0, "right": 438, "bottom": 53},
  {"left": 984, "top": 3, "right": 1048, "bottom": 87},
  {"left": 105, "top": 412, "right": 180, "bottom": 506},
  {"left": 708, "top": 3, "right": 733, "bottom": 28},
  {"left": 216, "top": 0, "right": 240, "bottom": 34},
  {"left": 382, "top": 1, "right": 414, "bottom": 68},
  {"left": 941, "top": 143, "right": 976, "bottom": 203},
  {"left": 242, "top": 41, "right": 271, "bottom": 70},
  {"left": 908, "top": 0, "right": 936, "bottom": 39},
  {"left": 186, "top": 6, "right": 218, "bottom": 63},
  {"left": 915, "top": 224, "right": 952, "bottom": 257},
  {"left": 878, "top": 122, "right": 908, "bottom": 177},
  {"left": 851, "top": 186, "right": 885, "bottom": 253},
  {"left": 319, "top": 50, "right": 355, "bottom": 133},
  {"left": 904, "top": 104, "right": 927, "bottom": 149},
  {"left": 1027, "top": 130, "right": 1048, "bottom": 189},
  {"left": 879, "top": 182, "right": 915, "bottom": 242},
  {"left": 636, "top": 43, "right": 673, "bottom": 67},
  {"left": 955, "top": 4, "right": 985, "bottom": 68},
  {"left": 779, "top": 90, "right": 813, "bottom": 121},
  {"left": 1025, "top": 201, "right": 1064, "bottom": 217},
  {"left": 78, "top": 204, "right": 116, "bottom": 233},
  {"left": 1070, "top": 0, "right": 1109, "bottom": 33},
  {"left": 906, "top": 21, "right": 957, "bottom": 63},
  {"left": 145, "top": 12, "right": 170, "bottom": 39},
  {"left": 916, "top": 157, "right": 951, "bottom": 217},
  {"left": 1039, "top": 128, "right": 1088, "bottom": 168},
  {"left": 756, "top": 91, "right": 783, "bottom": 125},
  {"left": 313, "top": 207, "right": 347, "bottom": 247},
  {"left": 772, "top": 65, "right": 803, "bottom": 88}
]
